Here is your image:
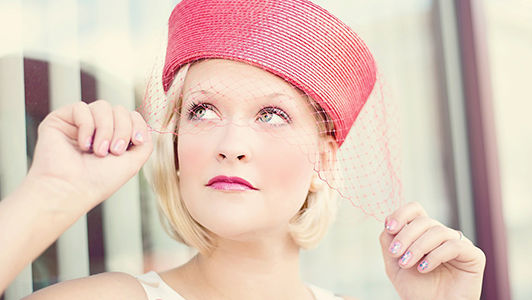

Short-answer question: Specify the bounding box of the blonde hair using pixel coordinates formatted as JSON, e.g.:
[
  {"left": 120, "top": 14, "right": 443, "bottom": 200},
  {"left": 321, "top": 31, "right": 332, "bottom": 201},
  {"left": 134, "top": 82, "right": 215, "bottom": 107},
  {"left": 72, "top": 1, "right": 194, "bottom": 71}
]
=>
[{"left": 144, "top": 61, "right": 339, "bottom": 254}]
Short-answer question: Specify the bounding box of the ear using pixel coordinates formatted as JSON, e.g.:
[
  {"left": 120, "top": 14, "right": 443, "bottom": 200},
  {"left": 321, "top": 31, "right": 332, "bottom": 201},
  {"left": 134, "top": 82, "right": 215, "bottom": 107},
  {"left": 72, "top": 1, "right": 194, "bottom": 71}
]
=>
[
  {"left": 309, "top": 172, "right": 325, "bottom": 192},
  {"left": 319, "top": 135, "right": 338, "bottom": 174},
  {"left": 309, "top": 136, "right": 338, "bottom": 192}
]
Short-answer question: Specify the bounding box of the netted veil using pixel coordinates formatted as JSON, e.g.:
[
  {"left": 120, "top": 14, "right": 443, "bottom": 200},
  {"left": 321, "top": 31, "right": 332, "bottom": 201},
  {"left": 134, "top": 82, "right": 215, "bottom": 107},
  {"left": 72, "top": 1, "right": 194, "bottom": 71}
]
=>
[{"left": 140, "top": 0, "right": 403, "bottom": 223}]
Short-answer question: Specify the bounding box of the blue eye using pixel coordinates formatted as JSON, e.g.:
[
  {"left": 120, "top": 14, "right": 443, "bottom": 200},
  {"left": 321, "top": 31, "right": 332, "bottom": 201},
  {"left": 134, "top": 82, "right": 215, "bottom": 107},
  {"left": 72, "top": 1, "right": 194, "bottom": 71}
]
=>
[
  {"left": 258, "top": 111, "right": 273, "bottom": 123},
  {"left": 257, "top": 107, "right": 291, "bottom": 125},
  {"left": 187, "top": 102, "right": 219, "bottom": 121}
]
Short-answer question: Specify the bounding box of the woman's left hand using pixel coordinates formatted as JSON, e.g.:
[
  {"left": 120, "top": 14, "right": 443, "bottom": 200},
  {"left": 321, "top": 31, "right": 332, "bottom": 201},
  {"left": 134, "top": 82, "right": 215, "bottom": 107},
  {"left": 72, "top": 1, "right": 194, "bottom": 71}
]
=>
[{"left": 380, "top": 202, "right": 486, "bottom": 300}]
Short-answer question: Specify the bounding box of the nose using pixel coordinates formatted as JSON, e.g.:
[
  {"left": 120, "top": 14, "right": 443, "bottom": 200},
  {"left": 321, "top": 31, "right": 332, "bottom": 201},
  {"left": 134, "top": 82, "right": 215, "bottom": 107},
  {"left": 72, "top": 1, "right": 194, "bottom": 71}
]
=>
[
  {"left": 215, "top": 124, "right": 252, "bottom": 163},
  {"left": 218, "top": 153, "right": 247, "bottom": 161}
]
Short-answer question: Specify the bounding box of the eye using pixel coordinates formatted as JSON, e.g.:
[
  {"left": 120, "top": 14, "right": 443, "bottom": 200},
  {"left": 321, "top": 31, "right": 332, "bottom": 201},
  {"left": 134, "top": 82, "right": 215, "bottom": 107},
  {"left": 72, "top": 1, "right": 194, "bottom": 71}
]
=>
[
  {"left": 186, "top": 102, "right": 220, "bottom": 121},
  {"left": 257, "top": 107, "right": 291, "bottom": 125}
]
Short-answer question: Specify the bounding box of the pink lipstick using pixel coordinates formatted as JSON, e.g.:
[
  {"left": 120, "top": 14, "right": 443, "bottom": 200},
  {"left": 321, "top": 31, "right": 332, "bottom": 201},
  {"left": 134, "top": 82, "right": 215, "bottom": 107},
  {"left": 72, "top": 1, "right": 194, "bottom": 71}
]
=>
[{"left": 206, "top": 175, "right": 257, "bottom": 191}]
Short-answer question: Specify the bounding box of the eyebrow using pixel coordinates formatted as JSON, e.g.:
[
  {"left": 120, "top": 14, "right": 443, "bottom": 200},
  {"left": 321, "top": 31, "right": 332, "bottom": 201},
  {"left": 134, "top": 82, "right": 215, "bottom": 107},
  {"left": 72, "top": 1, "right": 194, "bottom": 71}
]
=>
[
  {"left": 188, "top": 90, "right": 293, "bottom": 100},
  {"left": 188, "top": 90, "right": 213, "bottom": 97},
  {"left": 266, "top": 92, "right": 292, "bottom": 100}
]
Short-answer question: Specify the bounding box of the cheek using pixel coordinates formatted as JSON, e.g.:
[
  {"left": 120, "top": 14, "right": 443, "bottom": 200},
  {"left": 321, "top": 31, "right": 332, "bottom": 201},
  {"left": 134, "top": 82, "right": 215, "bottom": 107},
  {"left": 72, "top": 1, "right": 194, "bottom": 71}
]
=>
[
  {"left": 271, "top": 153, "right": 312, "bottom": 185},
  {"left": 177, "top": 134, "right": 212, "bottom": 194},
  {"left": 260, "top": 143, "right": 316, "bottom": 207}
]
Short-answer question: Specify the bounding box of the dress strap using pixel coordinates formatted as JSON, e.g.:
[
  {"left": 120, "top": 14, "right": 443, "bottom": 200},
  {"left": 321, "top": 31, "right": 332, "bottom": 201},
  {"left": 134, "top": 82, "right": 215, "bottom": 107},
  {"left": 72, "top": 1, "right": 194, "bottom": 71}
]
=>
[
  {"left": 136, "top": 271, "right": 186, "bottom": 300},
  {"left": 308, "top": 284, "right": 346, "bottom": 300}
]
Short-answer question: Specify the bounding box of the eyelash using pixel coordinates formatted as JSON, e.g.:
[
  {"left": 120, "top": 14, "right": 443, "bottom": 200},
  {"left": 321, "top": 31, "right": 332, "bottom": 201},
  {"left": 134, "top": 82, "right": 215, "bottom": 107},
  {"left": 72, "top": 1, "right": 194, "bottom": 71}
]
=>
[
  {"left": 259, "top": 106, "right": 292, "bottom": 124},
  {"left": 185, "top": 101, "right": 292, "bottom": 124},
  {"left": 185, "top": 101, "right": 218, "bottom": 121}
]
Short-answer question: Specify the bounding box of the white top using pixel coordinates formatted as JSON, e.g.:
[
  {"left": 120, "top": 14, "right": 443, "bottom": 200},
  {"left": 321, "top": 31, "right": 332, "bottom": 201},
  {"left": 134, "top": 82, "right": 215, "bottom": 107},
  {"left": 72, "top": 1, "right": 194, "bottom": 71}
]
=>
[{"left": 137, "top": 271, "right": 344, "bottom": 300}]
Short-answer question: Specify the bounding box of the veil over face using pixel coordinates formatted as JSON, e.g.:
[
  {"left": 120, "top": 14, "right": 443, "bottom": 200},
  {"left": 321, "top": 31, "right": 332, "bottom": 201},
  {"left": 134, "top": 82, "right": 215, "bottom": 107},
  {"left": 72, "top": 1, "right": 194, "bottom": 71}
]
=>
[
  {"left": 141, "top": 0, "right": 403, "bottom": 222},
  {"left": 177, "top": 59, "right": 328, "bottom": 239}
]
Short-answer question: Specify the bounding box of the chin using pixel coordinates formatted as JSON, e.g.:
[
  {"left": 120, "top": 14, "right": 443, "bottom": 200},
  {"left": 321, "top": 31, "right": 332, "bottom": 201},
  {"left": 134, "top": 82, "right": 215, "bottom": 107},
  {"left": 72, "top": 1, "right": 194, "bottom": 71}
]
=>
[
  {"left": 190, "top": 203, "right": 295, "bottom": 243},
  {"left": 181, "top": 188, "right": 306, "bottom": 242},
  {"left": 194, "top": 205, "right": 266, "bottom": 235}
]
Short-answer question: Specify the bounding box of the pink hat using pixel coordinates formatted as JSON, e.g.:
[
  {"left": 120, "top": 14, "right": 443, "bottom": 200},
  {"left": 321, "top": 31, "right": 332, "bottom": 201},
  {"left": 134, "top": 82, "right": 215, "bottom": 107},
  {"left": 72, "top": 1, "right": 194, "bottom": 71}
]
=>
[{"left": 162, "top": 0, "right": 377, "bottom": 146}]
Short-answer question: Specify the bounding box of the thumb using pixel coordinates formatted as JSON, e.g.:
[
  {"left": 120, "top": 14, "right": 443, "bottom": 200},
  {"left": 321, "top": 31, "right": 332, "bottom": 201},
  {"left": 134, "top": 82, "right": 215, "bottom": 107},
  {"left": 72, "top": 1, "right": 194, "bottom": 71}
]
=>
[
  {"left": 122, "top": 131, "right": 154, "bottom": 172},
  {"left": 379, "top": 228, "right": 400, "bottom": 279}
]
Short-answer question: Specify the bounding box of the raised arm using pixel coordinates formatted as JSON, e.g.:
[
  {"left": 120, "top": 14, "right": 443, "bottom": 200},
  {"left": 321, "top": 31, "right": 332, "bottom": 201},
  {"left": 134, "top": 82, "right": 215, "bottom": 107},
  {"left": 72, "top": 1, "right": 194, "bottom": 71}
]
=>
[{"left": 0, "top": 100, "right": 153, "bottom": 294}]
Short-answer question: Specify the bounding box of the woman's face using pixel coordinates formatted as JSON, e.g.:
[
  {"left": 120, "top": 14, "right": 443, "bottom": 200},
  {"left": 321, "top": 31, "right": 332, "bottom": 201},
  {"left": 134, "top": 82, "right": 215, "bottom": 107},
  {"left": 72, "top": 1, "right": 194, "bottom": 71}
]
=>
[{"left": 177, "top": 59, "right": 321, "bottom": 242}]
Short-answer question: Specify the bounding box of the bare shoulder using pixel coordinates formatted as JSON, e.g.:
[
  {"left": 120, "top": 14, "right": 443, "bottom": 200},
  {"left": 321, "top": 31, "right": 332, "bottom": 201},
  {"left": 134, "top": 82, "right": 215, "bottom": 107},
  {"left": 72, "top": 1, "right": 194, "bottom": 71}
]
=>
[{"left": 22, "top": 272, "right": 147, "bottom": 300}]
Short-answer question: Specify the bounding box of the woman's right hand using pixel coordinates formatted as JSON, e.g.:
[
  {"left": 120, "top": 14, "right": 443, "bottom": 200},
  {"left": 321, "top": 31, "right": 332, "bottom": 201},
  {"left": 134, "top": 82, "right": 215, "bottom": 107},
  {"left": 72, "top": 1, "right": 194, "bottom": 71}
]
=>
[
  {"left": 0, "top": 100, "right": 153, "bottom": 294},
  {"left": 27, "top": 100, "right": 153, "bottom": 212},
  {"left": 1, "top": 100, "right": 153, "bottom": 294}
]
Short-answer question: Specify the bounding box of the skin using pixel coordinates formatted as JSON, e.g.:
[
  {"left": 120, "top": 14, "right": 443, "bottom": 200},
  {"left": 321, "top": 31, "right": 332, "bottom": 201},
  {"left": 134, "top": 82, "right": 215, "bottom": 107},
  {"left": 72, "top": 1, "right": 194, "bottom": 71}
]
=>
[
  {"left": 0, "top": 101, "right": 153, "bottom": 297},
  {"left": 0, "top": 61, "right": 485, "bottom": 299},
  {"left": 381, "top": 202, "right": 486, "bottom": 299},
  {"left": 163, "top": 59, "right": 331, "bottom": 299},
  {"left": 178, "top": 60, "right": 322, "bottom": 243}
]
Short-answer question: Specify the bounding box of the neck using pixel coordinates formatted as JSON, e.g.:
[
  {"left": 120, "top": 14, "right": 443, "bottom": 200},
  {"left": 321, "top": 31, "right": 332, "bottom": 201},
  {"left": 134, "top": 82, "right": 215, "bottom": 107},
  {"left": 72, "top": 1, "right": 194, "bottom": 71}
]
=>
[{"left": 167, "top": 234, "right": 314, "bottom": 300}]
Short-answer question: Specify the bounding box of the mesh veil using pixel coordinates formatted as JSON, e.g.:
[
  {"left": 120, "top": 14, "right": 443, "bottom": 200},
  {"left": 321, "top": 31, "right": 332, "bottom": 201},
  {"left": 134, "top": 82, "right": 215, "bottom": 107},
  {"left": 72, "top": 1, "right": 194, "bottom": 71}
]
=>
[{"left": 140, "top": 0, "right": 403, "bottom": 222}]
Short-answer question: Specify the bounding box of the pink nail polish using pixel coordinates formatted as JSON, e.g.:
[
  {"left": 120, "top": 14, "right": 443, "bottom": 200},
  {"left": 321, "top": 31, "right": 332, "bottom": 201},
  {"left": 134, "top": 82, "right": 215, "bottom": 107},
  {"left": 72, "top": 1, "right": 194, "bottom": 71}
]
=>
[
  {"left": 385, "top": 219, "right": 398, "bottom": 231},
  {"left": 135, "top": 131, "right": 144, "bottom": 143},
  {"left": 389, "top": 241, "right": 401, "bottom": 255},
  {"left": 400, "top": 251, "right": 412, "bottom": 266},
  {"left": 113, "top": 139, "right": 126, "bottom": 154},
  {"left": 419, "top": 260, "right": 429, "bottom": 271},
  {"left": 99, "top": 140, "right": 110, "bottom": 156},
  {"left": 85, "top": 137, "right": 93, "bottom": 150}
]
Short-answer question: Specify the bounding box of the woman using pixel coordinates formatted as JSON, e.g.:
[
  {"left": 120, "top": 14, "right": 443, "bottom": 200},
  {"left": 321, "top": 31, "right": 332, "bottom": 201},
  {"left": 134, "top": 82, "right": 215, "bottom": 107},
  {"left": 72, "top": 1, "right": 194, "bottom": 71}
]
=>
[{"left": 0, "top": 0, "right": 485, "bottom": 299}]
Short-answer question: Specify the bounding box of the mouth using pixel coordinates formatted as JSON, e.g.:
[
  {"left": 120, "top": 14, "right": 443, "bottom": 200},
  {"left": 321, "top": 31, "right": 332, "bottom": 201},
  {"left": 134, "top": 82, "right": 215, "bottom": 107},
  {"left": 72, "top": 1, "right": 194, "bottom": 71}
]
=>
[{"left": 206, "top": 175, "right": 258, "bottom": 191}]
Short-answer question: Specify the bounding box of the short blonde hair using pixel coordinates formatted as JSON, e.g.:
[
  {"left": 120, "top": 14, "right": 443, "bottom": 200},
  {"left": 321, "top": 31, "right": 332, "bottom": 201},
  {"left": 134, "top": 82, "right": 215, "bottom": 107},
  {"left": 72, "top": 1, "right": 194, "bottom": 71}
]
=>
[{"left": 144, "top": 61, "right": 339, "bottom": 254}]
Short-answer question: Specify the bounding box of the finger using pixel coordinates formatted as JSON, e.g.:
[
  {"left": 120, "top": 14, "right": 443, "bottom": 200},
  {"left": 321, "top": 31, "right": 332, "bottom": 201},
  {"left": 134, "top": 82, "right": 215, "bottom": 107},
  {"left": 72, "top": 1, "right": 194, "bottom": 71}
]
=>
[
  {"left": 396, "top": 224, "right": 460, "bottom": 269},
  {"left": 109, "top": 106, "right": 132, "bottom": 156},
  {"left": 416, "top": 238, "right": 485, "bottom": 274},
  {"left": 119, "top": 131, "right": 154, "bottom": 173},
  {"left": 384, "top": 202, "right": 428, "bottom": 234},
  {"left": 40, "top": 102, "right": 95, "bottom": 151},
  {"left": 379, "top": 229, "right": 401, "bottom": 279},
  {"left": 387, "top": 215, "right": 439, "bottom": 258},
  {"left": 66, "top": 102, "right": 96, "bottom": 151},
  {"left": 89, "top": 100, "right": 114, "bottom": 157},
  {"left": 129, "top": 111, "right": 148, "bottom": 146}
]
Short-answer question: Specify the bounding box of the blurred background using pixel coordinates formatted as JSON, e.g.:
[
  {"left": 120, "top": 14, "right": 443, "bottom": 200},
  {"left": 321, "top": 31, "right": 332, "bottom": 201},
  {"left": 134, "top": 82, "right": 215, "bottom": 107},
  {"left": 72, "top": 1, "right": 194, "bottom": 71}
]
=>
[{"left": 0, "top": 0, "right": 530, "bottom": 299}]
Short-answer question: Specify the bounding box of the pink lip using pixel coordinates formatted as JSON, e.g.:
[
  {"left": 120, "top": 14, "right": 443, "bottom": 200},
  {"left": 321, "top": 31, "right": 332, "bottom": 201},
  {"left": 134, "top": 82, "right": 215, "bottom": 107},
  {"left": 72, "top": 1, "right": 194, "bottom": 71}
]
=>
[{"left": 206, "top": 175, "right": 258, "bottom": 191}]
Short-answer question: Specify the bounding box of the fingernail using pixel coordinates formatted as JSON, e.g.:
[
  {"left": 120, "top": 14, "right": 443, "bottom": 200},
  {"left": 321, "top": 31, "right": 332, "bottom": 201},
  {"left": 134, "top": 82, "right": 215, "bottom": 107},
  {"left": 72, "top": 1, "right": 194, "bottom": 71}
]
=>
[
  {"left": 135, "top": 131, "right": 144, "bottom": 143},
  {"left": 85, "top": 137, "right": 93, "bottom": 150},
  {"left": 385, "top": 219, "right": 398, "bottom": 231},
  {"left": 419, "top": 260, "right": 429, "bottom": 271},
  {"left": 389, "top": 241, "right": 402, "bottom": 255},
  {"left": 400, "top": 251, "right": 412, "bottom": 266},
  {"left": 113, "top": 139, "right": 126, "bottom": 154},
  {"left": 99, "top": 140, "right": 110, "bottom": 156}
]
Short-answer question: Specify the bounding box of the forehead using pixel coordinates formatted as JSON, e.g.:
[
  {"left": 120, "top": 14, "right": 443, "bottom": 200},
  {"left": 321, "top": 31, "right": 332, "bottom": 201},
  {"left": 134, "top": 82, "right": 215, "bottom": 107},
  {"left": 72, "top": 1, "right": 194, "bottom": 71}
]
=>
[{"left": 183, "top": 59, "right": 304, "bottom": 101}]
